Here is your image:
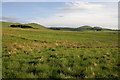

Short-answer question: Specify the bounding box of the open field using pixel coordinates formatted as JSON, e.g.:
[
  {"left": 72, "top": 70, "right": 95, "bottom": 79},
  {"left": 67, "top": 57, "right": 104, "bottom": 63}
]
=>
[{"left": 2, "top": 22, "right": 119, "bottom": 78}]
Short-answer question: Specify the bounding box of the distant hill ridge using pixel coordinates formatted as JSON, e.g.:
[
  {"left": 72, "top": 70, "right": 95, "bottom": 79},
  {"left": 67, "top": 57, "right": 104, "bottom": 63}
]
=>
[
  {"left": 49, "top": 26, "right": 115, "bottom": 31},
  {"left": 1, "top": 22, "right": 117, "bottom": 31}
]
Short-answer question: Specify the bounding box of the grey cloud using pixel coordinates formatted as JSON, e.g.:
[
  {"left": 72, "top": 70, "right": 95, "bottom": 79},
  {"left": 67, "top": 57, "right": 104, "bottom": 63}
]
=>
[
  {"left": 58, "top": 16, "right": 64, "bottom": 17},
  {"left": 0, "top": 16, "right": 28, "bottom": 23},
  {"left": 1, "top": 16, "right": 20, "bottom": 22},
  {"left": 57, "top": 2, "right": 103, "bottom": 12}
]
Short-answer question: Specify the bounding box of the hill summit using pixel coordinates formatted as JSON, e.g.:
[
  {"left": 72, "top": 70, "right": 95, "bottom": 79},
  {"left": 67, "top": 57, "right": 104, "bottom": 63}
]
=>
[{"left": 1, "top": 21, "right": 47, "bottom": 30}]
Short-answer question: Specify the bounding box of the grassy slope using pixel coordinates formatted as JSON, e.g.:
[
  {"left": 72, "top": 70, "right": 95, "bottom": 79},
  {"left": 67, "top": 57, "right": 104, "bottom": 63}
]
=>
[
  {"left": 24, "top": 23, "right": 46, "bottom": 29},
  {"left": 48, "top": 26, "right": 113, "bottom": 31},
  {"left": 2, "top": 22, "right": 119, "bottom": 78},
  {"left": 2, "top": 22, "right": 47, "bottom": 30}
]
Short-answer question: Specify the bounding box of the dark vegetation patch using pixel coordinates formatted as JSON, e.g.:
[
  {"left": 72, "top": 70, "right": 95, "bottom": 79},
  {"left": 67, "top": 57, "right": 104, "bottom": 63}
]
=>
[{"left": 10, "top": 25, "right": 33, "bottom": 28}]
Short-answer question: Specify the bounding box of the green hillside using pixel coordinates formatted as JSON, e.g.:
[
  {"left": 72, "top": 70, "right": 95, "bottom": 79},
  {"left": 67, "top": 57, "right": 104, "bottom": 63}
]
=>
[
  {"left": 48, "top": 26, "right": 113, "bottom": 32},
  {"left": 2, "top": 22, "right": 119, "bottom": 78},
  {"left": 1, "top": 22, "right": 47, "bottom": 30},
  {"left": 25, "top": 23, "right": 46, "bottom": 29},
  {"left": 78, "top": 26, "right": 92, "bottom": 29}
]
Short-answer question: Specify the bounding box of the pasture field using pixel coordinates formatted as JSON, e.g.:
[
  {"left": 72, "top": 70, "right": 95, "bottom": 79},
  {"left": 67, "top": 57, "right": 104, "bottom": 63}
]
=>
[{"left": 2, "top": 22, "right": 119, "bottom": 78}]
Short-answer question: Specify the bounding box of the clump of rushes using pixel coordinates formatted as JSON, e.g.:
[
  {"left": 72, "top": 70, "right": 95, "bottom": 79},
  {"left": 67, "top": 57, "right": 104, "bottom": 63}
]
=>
[
  {"left": 55, "top": 43, "right": 59, "bottom": 46},
  {"left": 8, "top": 50, "right": 16, "bottom": 54},
  {"left": 92, "top": 72, "right": 95, "bottom": 76},
  {"left": 13, "top": 43, "right": 17, "bottom": 47},
  {"left": 67, "top": 67, "right": 71, "bottom": 71},
  {"left": 41, "top": 40, "right": 48, "bottom": 43},
  {"left": 85, "top": 76, "right": 88, "bottom": 78},
  {"left": 38, "top": 56, "right": 44, "bottom": 62},
  {"left": 93, "top": 62, "right": 98, "bottom": 67},
  {"left": 105, "top": 53, "right": 110, "bottom": 56},
  {"left": 49, "top": 48, "right": 56, "bottom": 51}
]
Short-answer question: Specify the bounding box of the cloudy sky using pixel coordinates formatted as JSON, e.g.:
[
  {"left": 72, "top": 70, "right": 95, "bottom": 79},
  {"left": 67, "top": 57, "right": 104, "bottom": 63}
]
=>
[{"left": 2, "top": 1, "right": 118, "bottom": 29}]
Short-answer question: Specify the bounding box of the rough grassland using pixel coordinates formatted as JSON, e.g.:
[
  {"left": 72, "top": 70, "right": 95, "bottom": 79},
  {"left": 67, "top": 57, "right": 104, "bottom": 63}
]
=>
[{"left": 2, "top": 22, "right": 119, "bottom": 78}]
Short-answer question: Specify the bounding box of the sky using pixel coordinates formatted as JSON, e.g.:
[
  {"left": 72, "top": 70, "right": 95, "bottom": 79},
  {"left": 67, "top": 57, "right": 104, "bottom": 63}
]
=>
[
  {"left": 1, "top": 1, "right": 119, "bottom": 29},
  {"left": 1, "top": 0, "right": 120, "bottom": 2}
]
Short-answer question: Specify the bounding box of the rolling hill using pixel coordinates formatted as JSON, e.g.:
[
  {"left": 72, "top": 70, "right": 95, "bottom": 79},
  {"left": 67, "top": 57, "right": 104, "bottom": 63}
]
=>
[
  {"left": 1, "top": 22, "right": 116, "bottom": 32},
  {"left": 2, "top": 21, "right": 119, "bottom": 78},
  {"left": 48, "top": 26, "right": 114, "bottom": 31},
  {"left": 1, "top": 22, "right": 47, "bottom": 30}
]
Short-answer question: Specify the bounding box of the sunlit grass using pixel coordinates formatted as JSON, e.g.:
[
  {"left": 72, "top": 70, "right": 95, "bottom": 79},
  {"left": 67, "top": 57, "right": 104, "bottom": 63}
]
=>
[{"left": 2, "top": 22, "right": 119, "bottom": 78}]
